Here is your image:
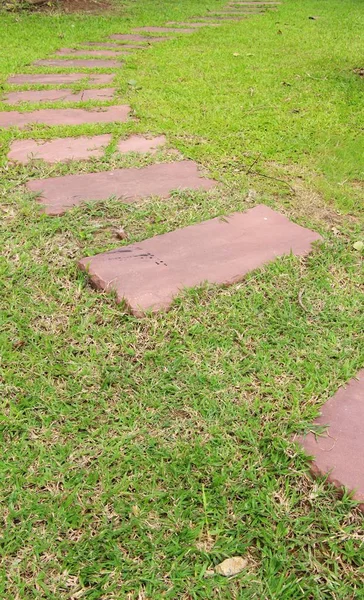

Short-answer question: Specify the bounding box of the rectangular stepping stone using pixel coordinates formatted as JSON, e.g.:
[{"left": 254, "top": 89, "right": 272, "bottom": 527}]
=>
[
  {"left": 133, "top": 27, "right": 195, "bottom": 34},
  {"left": 110, "top": 34, "right": 167, "bottom": 43},
  {"left": 78, "top": 205, "right": 321, "bottom": 316},
  {"left": 6, "top": 73, "right": 114, "bottom": 85},
  {"left": 82, "top": 42, "right": 144, "bottom": 49},
  {"left": 117, "top": 134, "right": 166, "bottom": 154},
  {"left": 56, "top": 49, "right": 130, "bottom": 57},
  {"left": 8, "top": 134, "right": 112, "bottom": 164},
  {"left": 3, "top": 88, "right": 115, "bottom": 105},
  {"left": 34, "top": 59, "right": 121, "bottom": 69},
  {"left": 297, "top": 370, "right": 364, "bottom": 512},
  {"left": 166, "top": 22, "right": 221, "bottom": 27},
  {"left": 27, "top": 160, "right": 216, "bottom": 215},
  {"left": 0, "top": 105, "right": 130, "bottom": 130}
]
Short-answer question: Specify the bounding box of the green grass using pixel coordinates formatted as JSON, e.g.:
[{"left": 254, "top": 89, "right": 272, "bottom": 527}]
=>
[{"left": 0, "top": 0, "right": 364, "bottom": 598}]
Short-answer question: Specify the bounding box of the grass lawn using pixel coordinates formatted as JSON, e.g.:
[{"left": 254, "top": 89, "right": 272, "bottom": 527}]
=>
[{"left": 0, "top": 0, "right": 363, "bottom": 597}]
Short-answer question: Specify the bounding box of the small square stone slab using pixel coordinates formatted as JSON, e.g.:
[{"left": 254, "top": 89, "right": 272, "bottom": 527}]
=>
[
  {"left": 34, "top": 59, "right": 121, "bottom": 68},
  {"left": 110, "top": 34, "right": 167, "bottom": 43},
  {"left": 296, "top": 371, "right": 364, "bottom": 511},
  {"left": 79, "top": 205, "right": 321, "bottom": 316},
  {"left": 27, "top": 160, "right": 216, "bottom": 215},
  {"left": 117, "top": 134, "right": 166, "bottom": 154},
  {"left": 133, "top": 27, "right": 195, "bottom": 34},
  {"left": 0, "top": 105, "right": 130, "bottom": 130},
  {"left": 56, "top": 49, "right": 130, "bottom": 57},
  {"left": 3, "top": 88, "right": 115, "bottom": 105},
  {"left": 8, "top": 134, "right": 112, "bottom": 164},
  {"left": 6, "top": 73, "right": 114, "bottom": 85}
]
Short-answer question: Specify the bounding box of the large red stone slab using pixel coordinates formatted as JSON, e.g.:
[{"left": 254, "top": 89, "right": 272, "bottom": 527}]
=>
[
  {"left": 0, "top": 105, "right": 130, "bottom": 129},
  {"left": 8, "top": 134, "right": 111, "bottom": 164},
  {"left": 56, "top": 49, "right": 130, "bottom": 57},
  {"left": 296, "top": 371, "right": 364, "bottom": 511},
  {"left": 34, "top": 59, "right": 121, "bottom": 68},
  {"left": 3, "top": 88, "right": 115, "bottom": 105},
  {"left": 117, "top": 134, "right": 166, "bottom": 154},
  {"left": 133, "top": 27, "right": 195, "bottom": 33},
  {"left": 6, "top": 73, "right": 114, "bottom": 85},
  {"left": 110, "top": 34, "right": 166, "bottom": 43},
  {"left": 27, "top": 160, "right": 216, "bottom": 216},
  {"left": 78, "top": 205, "right": 321, "bottom": 316}
]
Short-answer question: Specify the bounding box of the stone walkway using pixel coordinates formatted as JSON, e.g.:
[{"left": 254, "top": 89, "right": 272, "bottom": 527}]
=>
[{"left": 1, "top": 0, "right": 362, "bottom": 510}]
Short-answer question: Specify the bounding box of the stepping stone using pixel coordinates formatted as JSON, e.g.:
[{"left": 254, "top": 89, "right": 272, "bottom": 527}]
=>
[
  {"left": 296, "top": 371, "right": 364, "bottom": 512},
  {"left": 0, "top": 105, "right": 130, "bottom": 130},
  {"left": 110, "top": 34, "right": 167, "bottom": 43},
  {"left": 133, "top": 27, "right": 195, "bottom": 34},
  {"left": 117, "top": 134, "right": 166, "bottom": 154},
  {"left": 78, "top": 205, "right": 321, "bottom": 316},
  {"left": 82, "top": 42, "right": 145, "bottom": 49},
  {"left": 3, "top": 88, "right": 115, "bottom": 105},
  {"left": 6, "top": 73, "right": 114, "bottom": 85},
  {"left": 34, "top": 59, "right": 121, "bottom": 69},
  {"left": 166, "top": 22, "right": 221, "bottom": 27},
  {"left": 56, "top": 49, "right": 130, "bottom": 57},
  {"left": 198, "top": 15, "right": 247, "bottom": 21},
  {"left": 8, "top": 134, "right": 166, "bottom": 164},
  {"left": 27, "top": 160, "right": 216, "bottom": 216},
  {"left": 8, "top": 134, "right": 112, "bottom": 164}
]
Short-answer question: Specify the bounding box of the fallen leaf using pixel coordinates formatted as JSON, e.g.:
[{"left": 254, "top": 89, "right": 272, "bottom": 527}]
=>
[
  {"left": 215, "top": 556, "right": 248, "bottom": 577},
  {"left": 115, "top": 227, "right": 127, "bottom": 240},
  {"left": 245, "top": 189, "right": 258, "bottom": 203},
  {"left": 353, "top": 241, "right": 364, "bottom": 251},
  {"left": 204, "top": 569, "right": 215, "bottom": 578},
  {"left": 233, "top": 52, "right": 240, "bottom": 57}
]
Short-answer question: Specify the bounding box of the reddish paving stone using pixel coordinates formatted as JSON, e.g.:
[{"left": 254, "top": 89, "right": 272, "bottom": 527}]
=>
[
  {"left": 34, "top": 59, "right": 121, "bottom": 68},
  {"left": 8, "top": 134, "right": 111, "bottom": 164},
  {"left": 110, "top": 34, "right": 167, "bottom": 43},
  {"left": 78, "top": 204, "right": 321, "bottom": 316},
  {"left": 296, "top": 371, "right": 364, "bottom": 511},
  {"left": 117, "top": 134, "right": 166, "bottom": 154},
  {"left": 27, "top": 160, "right": 216, "bottom": 216},
  {"left": 0, "top": 105, "right": 130, "bottom": 130},
  {"left": 133, "top": 27, "right": 195, "bottom": 33},
  {"left": 83, "top": 42, "right": 145, "bottom": 49},
  {"left": 3, "top": 88, "right": 115, "bottom": 105},
  {"left": 6, "top": 73, "right": 114, "bottom": 85},
  {"left": 56, "top": 49, "right": 130, "bottom": 57},
  {"left": 166, "top": 22, "right": 221, "bottom": 27}
]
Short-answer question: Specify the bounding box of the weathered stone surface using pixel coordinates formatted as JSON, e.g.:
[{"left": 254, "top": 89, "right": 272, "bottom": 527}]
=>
[
  {"left": 9, "top": 135, "right": 165, "bottom": 164},
  {"left": 34, "top": 59, "right": 121, "bottom": 68},
  {"left": 83, "top": 42, "right": 144, "bottom": 49},
  {"left": 133, "top": 27, "right": 195, "bottom": 33},
  {"left": 56, "top": 49, "right": 130, "bottom": 57},
  {"left": 166, "top": 22, "right": 221, "bottom": 27},
  {"left": 8, "top": 134, "right": 111, "bottom": 164},
  {"left": 6, "top": 73, "right": 114, "bottom": 85},
  {"left": 297, "top": 371, "right": 364, "bottom": 511},
  {"left": 3, "top": 88, "right": 115, "bottom": 105},
  {"left": 27, "top": 160, "right": 216, "bottom": 215},
  {"left": 78, "top": 205, "right": 321, "bottom": 316},
  {"left": 110, "top": 34, "right": 167, "bottom": 43},
  {"left": 117, "top": 134, "right": 166, "bottom": 154},
  {"left": 215, "top": 557, "right": 248, "bottom": 577},
  {"left": 0, "top": 105, "right": 130, "bottom": 129}
]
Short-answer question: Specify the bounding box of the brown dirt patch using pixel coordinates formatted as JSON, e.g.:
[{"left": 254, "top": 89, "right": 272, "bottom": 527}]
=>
[{"left": 353, "top": 68, "right": 364, "bottom": 77}]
